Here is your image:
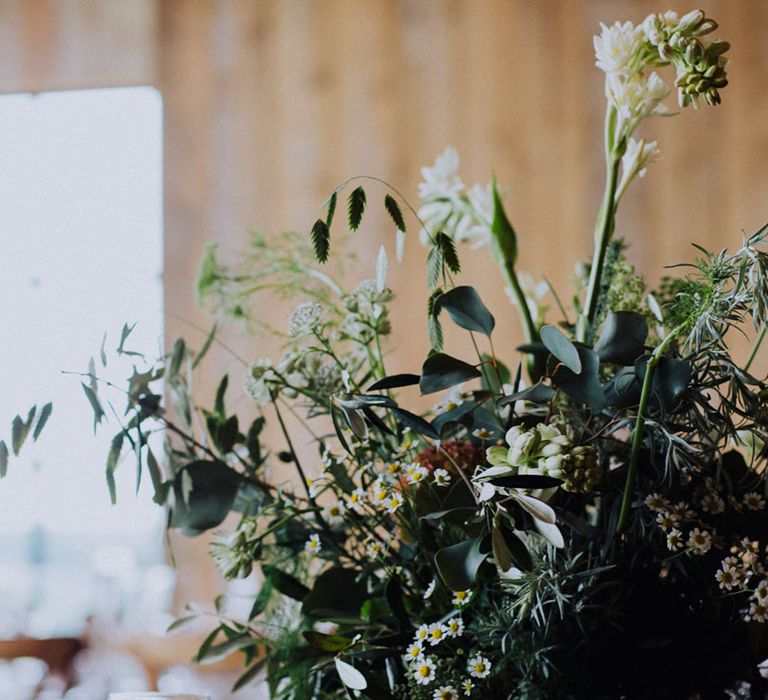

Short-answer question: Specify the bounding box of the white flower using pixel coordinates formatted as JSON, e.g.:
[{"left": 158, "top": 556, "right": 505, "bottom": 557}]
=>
[
  {"left": 467, "top": 654, "right": 491, "bottom": 679},
  {"left": 433, "top": 686, "right": 459, "bottom": 700},
  {"left": 446, "top": 616, "right": 465, "bottom": 638},
  {"left": 686, "top": 527, "right": 712, "bottom": 555},
  {"left": 452, "top": 589, "right": 473, "bottom": 607},
  {"left": 593, "top": 20, "right": 645, "bottom": 76},
  {"left": 427, "top": 623, "right": 447, "bottom": 646},
  {"left": 701, "top": 494, "right": 725, "bottom": 515},
  {"left": 386, "top": 461, "right": 403, "bottom": 478},
  {"left": 616, "top": 137, "right": 660, "bottom": 201},
  {"left": 366, "top": 539, "right": 385, "bottom": 559},
  {"left": 305, "top": 533, "right": 322, "bottom": 554},
  {"left": 656, "top": 510, "right": 680, "bottom": 531},
  {"left": 755, "top": 580, "right": 768, "bottom": 600},
  {"left": 715, "top": 563, "right": 738, "bottom": 591},
  {"left": 243, "top": 358, "right": 275, "bottom": 406},
  {"left": 406, "top": 641, "right": 424, "bottom": 662},
  {"left": 433, "top": 386, "right": 465, "bottom": 413},
  {"left": 607, "top": 72, "right": 672, "bottom": 132},
  {"left": 423, "top": 579, "right": 436, "bottom": 600},
  {"left": 418, "top": 147, "right": 463, "bottom": 201},
  {"left": 346, "top": 487, "right": 367, "bottom": 514},
  {"left": 385, "top": 491, "right": 404, "bottom": 514},
  {"left": 472, "top": 427, "right": 494, "bottom": 440},
  {"left": 744, "top": 492, "right": 766, "bottom": 511},
  {"left": 462, "top": 679, "right": 475, "bottom": 696},
  {"left": 746, "top": 601, "right": 768, "bottom": 623},
  {"left": 406, "top": 463, "right": 429, "bottom": 485},
  {"left": 666, "top": 528, "right": 684, "bottom": 551},
  {"left": 414, "top": 624, "right": 430, "bottom": 643},
  {"left": 372, "top": 480, "right": 389, "bottom": 508},
  {"left": 288, "top": 301, "right": 324, "bottom": 336},
  {"left": 322, "top": 500, "right": 345, "bottom": 525},
  {"left": 645, "top": 493, "right": 670, "bottom": 511},
  {"left": 434, "top": 468, "right": 452, "bottom": 487},
  {"left": 412, "top": 657, "right": 437, "bottom": 686}
]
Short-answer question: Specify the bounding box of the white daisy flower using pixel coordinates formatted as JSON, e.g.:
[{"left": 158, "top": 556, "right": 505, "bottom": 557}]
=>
[
  {"left": 386, "top": 491, "right": 404, "bottom": 514},
  {"left": 434, "top": 468, "right": 452, "bottom": 487},
  {"left": 645, "top": 493, "right": 669, "bottom": 511},
  {"left": 452, "top": 589, "right": 473, "bottom": 607},
  {"left": 687, "top": 528, "right": 712, "bottom": 555},
  {"left": 666, "top": 528, "right": 684, "bottom": 551},
  {"left": 366, "top": 539, "right": 384, "bottom": 559},
  {"left": 305, "top": 533, "right": 322, "bottom": 554},
  {"left": 433, "top": 686, "right": 459, "bottom": 700},
  {"left": 406, "top": 641, "right": 424, "bottom": 662},
  {"left": 412, "top": 656, "right": 437, "bottom": 686},
  {"left": 656, "top": 510, "right": 679, "bottom": 531},
  {"left": 701, "top": 494, "right": 725, "bottom": 515},
  {"left": 754, "top": 580, "right": 768, "bottom": 601},
  {"left": 744, "top": 492, "right": 766, "bottom": 511},
  {"left": 427, "top": 622, "right": 447, "bottom": 646},
  {"left": 322, "top": 500, "right": 345, "bottom": 525},
  {"left": 472, "top": 427, "right": 494, "bottom": 440},
  {"left": 406, "top": 463, "right": 429, "bottom": 485},
  {"left": 346, "top": 487, "right": 367, "bottom": 514},
  {"left": 462, "top": 679, "right": 475, "bottom": 696},
  {"left": 467, "top": 654, "right": 491, "bottom": 679},
  {"left": 386, "top": 461, "right": 402, "bottom": 477},
  {"left": 715, "top": 564, "right": 738, "bottom": 591},
  {"left": 446, "top": 616, "right": 465, "bottom": 638},
  {"left": 746, "top": 601, "right": 768, "bottom": 623},
  {"left": 414, "top": 624, "right": 430, "bottom": 643}
]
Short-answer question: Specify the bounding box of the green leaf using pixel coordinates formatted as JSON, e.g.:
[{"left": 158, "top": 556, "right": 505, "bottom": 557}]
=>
[
  {"left": 0, "top": 441, "right": 8, "bottom": 477},
  {"left": 326, "top": 459, "right": 356, "bottom": 494},
  {"left": 384, "top": 194, "right": 406, "bottom": 232},
  {"left": 311, "top": 218, "right": 331, "bottom": 263},
  {"left": 348, "top": 186, "right": 367, "bottom": 231},
  {"left": 11, "top": 409, "right": 33, "bottom": 456},
  {"left": 489, "top": 474, "right": 562, "bottom": 489},
  {"left": 170, "top": 460, "right": 242, "bottom": 536},
  {"left": 492, "top": 521, "right": 513, "bottom": 572},
  {"left": 81, "top": 382, "right": 106, "bottom": 433},
  {"left": 232, "top": 658, "right": 268, "bottom": 692},
  {"left": 214, "top": 374, "right": 229, "bottom": 419},
  {"left": 490, "top": 177, "right": 517, "bottom": 265},
  {"left": 540, "top": 325, "right": 581, "bottom": 374},
  {"left": 390, "top": 407, "right": 440, "bottom": 440},
  {"left": 330, "top": 402, "right": 353, "bottom": 456},
  {"left": 497, "top": 381, "right": 555, "bottom": 407},
  {"left": 166, "top": 614, "right": 199, "bottom": 635},
  {"left": 419, "top": 353, "right": 481, "bottom": 395},
  {"left": 426, "top": 243, "right": 444, "bottom": 289},
  {"left": 302, "top": 567, "right": 367, "bottom": 618},
  {"left": 367, "top": 374, "right": 420, "bottom": 391},
  {"left": 249, "top": 577, "right": 273, "bottom": 619},
  {"left": 434, "top": 286, "right": 495, "bottom": 336},
  {"left": 32, "top": 403, "right": 52, "bottom": 441},
  {"left": 427, "top": 288, "right": 444, "bottom": 350},
  {"left": 335, "top": 658, "right": 367, "bottom": 691},
  {"left": 437, "top": 232, "right": 460, "bottom": 274},
  {"left": 302, "top": 630, "right": 353, "bottom": 653},
  {"left": 262, "top": 564, "right": 310, "bottom": 602},
  {"left": 385, "top": 574, "right": 409, "bottom": 630},
  {"left": 552, "top": 348, "right": 606, "bottom": 410},
  {"left": 168, "top": 338, "right": 186, "bottom": 379},
  {"left": 434, "top": 536, "right": 488, "bottom": 591},
  {"left": 635, "top": 356, "right": 692, "bottom": 412},
  {"left": 146, "top": 448, "right": 166, "bottom": 504},
  {"left": 107, "top": 432, "right": 124, "bottom": 473},
  {"left": 595, "top": 311, "right": 648, "bottom": 365},
  {"left": 193, "top": 323, "right": 217, "bottom": 369},
  {"left": 325, "top": 190, "right": 338, "bottom": 228},
  {"left": 246, "top": 417, "right": 265, "bottom": 466}
]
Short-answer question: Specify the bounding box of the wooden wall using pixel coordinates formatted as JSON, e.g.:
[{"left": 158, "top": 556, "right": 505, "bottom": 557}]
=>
[{"left": 2, "top": 0, "right": 768, "bottom": 607}]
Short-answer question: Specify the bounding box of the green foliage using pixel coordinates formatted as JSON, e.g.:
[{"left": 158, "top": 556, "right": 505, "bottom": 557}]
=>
[
  {"left": 384, "top": 194, "right": 406, "bottom": 232},
  {"left": 347, "top": 186, "right": 366, "bottom": 231}
]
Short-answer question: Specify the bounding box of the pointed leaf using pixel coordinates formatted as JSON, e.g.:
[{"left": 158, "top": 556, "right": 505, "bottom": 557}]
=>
[
  {"left": 348, "top": 186, "right": 367, "bottom": 231},
  {"left": 325, "top": 190, "right": 338, "bottom": 228},
  {"left": 595, "top": 311, "right": 648, "bottom": 364},
  {"left": 419, "top": 353, "right": 481, "bottom": 395},
  {"left": 434, "top": 285, "right": 495, "bottom": 336},
  {"left": 32, "top": 403, "right": 53, "bottom": 441},
  {"left": 384, "top": 194, "right": 406, "bottom": 232},
  {"left": 541, "top": 325, "right": 581, "bottom": 374},
  {"left": 367, "top": 374, "right": 420, "bottom": 391},
  {"left": 311, "top": 219, "right": 330, "bottom": 263},
  {"left": 490, "top": 177, "right": 517, "bottom": 264},
  {"left": 335, "top": 658, "right": 368, "bottom": 691},
  {"left": 0, "top": 441, "right": 8, "bottom": 477},
  {"left": 434, "top": 536, "right": 488, "bottom": 591}
]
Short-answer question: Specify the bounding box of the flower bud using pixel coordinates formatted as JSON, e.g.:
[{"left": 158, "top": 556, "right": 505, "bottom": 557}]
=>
[
  {"left": 694, "top": 18, "right": 718, "bottom": 36},
  {"left": 676, "top": 9, "right": 705, "bottom": 35},
  {"left": 685, "top": 38, "right": 703, "bottom": 63},
  {"left": 707, "top": 41, "right": 731, "bottom": 57}
]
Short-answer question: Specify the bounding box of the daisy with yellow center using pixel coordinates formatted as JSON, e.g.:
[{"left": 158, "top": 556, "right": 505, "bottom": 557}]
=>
[
  {"left": 452, "top": 589, "right": 473, "bottom": 607},
  {"left": 744, "top": 492, "right": 766, "bottom": 511},
  {"left": 433, "top": 686, "right": 459, "bottom": 700},
  {"left": 366, "top": 539, "right": 384, "bottom": 559},
  {"left": 387, "top": 461, "right": 402, "bottom": 476},
  {"left": 406, "top": 463, "right": 429, "bottom": 484},
  {"left": 746, "top": 601, "right": 768, "bottom": 623},
  {"left": 304, "top": 533, "right": 321, "bottom": 554},
  {"left": 346, "top": 487, "right": 366, "bottom": 514},
  {"left": 446, "top": 616, "right": 464, "bottom": 638},
  {"left": 406, "top": 641, "right": 424, "bottom": 661},
  {"left": 687, "top": 528, "right": 712, "bottom": 555},
  {"left": 386, "top": 491, "right": 404, "bottom": 514},
  {"left": 414, "top": 624, "right": 430, "bottom": 643},
  {"left": 427, "top": 622, "right": 447, "bottom": 646},
  {"left": 462, "top": 679, "right": 474, "bottom": 696},
  {"left": 434, "top": 468, "right": 452, "bottom": 487},
  {"left": 412, "top": 657, "right": 436, "bottom": 686},
  {"left": 666, "top": 528, "right": 683, "bottom": 551},
  {"left": 655, "top": 510, "right": 679, "bottom": 531},
  {"left": 755, "top": 580, "right": 768, "bottom": 600},
  {"left": 644, "top": 493, "right": 668, "bottom": 511},
  {"left": 467, "top": 654, "right": 491, "bottom": 679},
  {"left": 715, "top": 564, "right": 738, "bottom": 591}
]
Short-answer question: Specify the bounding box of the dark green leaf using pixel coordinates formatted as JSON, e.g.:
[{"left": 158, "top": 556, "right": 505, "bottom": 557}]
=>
[
  {"left": 434, "top": 285, "right": 495, "bottom": 336},
  {"left": 249, "top": 577, "right": 273, "bottom": 619},
  {"left": 330, "top": 402, "right": 353, "bottom": 455},
  {"left": 348, "top": 186, "right": 367, "bottom": 231},
  {"left": 166, "top": 614, "right": 199, "bottom": 635},
  {"left": 169, "top": 338, "right": 186, "bottom": 379},
  {"left": 437, "top": 232, "right": 460, "bottom": 274},
  {"left": 635, "top": 356, "right": 692, "bottom": 412},
  {"left": 262, "top": 564, "right": 310, "bottom": 602},
  {"left": 420, "top": 353, "right": 481, "bottom": 395},
  {"left": 303, "top": 630, "right": 353, "bottom": 653},
  {"left": 146, "top": 448, "right": 166, "bottom": 504},
  {"left": 367, "top": 374, "right": 420, "bottom": 391},
  {"left": 81, "top": 382, "right": 106, "bottom": 433},
  {"left": 326, "top": 459, "right": 356, "bottom": 494},
  {"left": 214, "top": 374, "right": 229, "bottom": 418},
  {"left": 326, "top": 190, "right": 338, "bottom": 228},
  {"left": 497, "top": 382, "right": 555, "bottom": 407},
  {"left": 502, "top": 527, "right": 534, "bottom": 571},
  {"left": 541, "top": 325, "right": 582, "bottom": 374},
  {"left": 603, "top": 366, "right": 641, "bottom": 407},
  {"left": 390, "top": 407, "right": 440, "bottom": 440},
  {"left": 489, "top": 474, "right": 563, "bottom": 489},
  {"left": 302, "top": 568, "right": 366, "bottom": 618},
  {"left": 107, "top": 432, "right": 124, "bottom": 473},
  {"left": 434, "top": 536, "right": 488, "bottom": 591},
  {"left": 32, "top": 403, "right": 52, "bottom": 441},
  {"left": 246, "top": 417, "right": 265, "bottom": 466},
  {"left": 385, "top": 574, "right": 409, "bottom": 630},
  {"left": 427, "top": 288, "right": 444, "bottom": 350},
  {"left": 170, "top": 460, "right": 242, "bottom": 535},
  {"left": 193, "top": 323, "right": 217, "bottom": 369},
  {"left": 0, "top": 441, "right": 8, "bottom": 477},
  {"left": 311, "top": 219, "right": 330, "bottom": 263},
  {"left": 490, "top": 177, "right": 517, "bottom": 264},
  {"left": 384, "top": 194, "right": 406, "bottom": 232},
  {"left": 491, "top": 521, "right": 513, "bottom": 572},
  {"left": 552, "top": 347, "right": 606, "bottom": 410},
  {"left": 232, "top": 658, "right": 268, "bottom": 692},
  {"left": 100, "top": 331, "right": 108, "bottom": 367},
  {"left": 595, "top": 311, "right": 648, "bottom": 364}
]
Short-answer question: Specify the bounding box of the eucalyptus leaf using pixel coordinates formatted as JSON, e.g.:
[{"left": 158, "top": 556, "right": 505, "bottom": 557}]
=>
[
  {"left": 434, "top": 536, "right": 488, "bottom": 591},
  {"left": 434, "top": 285, "right": 495, "bottom": 336},
  {"left": 335, "top": 658, "right": 368, "bottom": 691},
  {"left": 541, "top": 325, "right": 582, "bottom": 374},
  {"left": 302, "top": 631, "right": 353, "bottom": 653},
  {"left": 367, "top": 374, "right": 420, "bottom": 391},
  {"left": 390, "top": 407, "right": 440, "bottom": 440},
  {"left": 552, "top": 347, "right": 606, "bottom": 410},
  {"left": 0, "top": 441, "right": 8, "bottom": 478},
  {"left": 595, "top": 311, "right": 648, "bottom": 364},
  {"left": 497, "top": 381, "right": 555, "bottom": 407},
  {"left": 420, "top": 353, "right": 481, "bottom": 395},
  {"left": 32, "top": 403, "right": 53, "bottom": 441}
]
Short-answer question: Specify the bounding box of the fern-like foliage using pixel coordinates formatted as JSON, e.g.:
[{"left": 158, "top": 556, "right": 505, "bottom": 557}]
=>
[
  {"left": 437, "top": 232, "right": 461, "bottom": 274},
  {"left": 384, "top": 194, "right": 406, "bottom": 232},
  {"left": 347, "top": 186, "right": 366, "bottom": 231},
  {"left": 325, "top": 190, "right": 338, "bottom": 228},
  {"left": 427, "top": 288, "right": 444, "bottom": 351},
  {"left": 311, "top": 219, "right": 330, "bottom": 263}
]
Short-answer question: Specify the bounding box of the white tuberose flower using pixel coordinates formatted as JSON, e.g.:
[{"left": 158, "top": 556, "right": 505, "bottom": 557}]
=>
[{"left": 593, "top": 20, "right": 644, "bottom": 76}]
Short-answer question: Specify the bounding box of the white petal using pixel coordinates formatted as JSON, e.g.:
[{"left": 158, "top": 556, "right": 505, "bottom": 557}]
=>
[
  {"left": 478, "top": 482, "right": 497, "bottom": 502},
  {"left": 513, "top": 493, "right": 556, "bottom": 524},
  {"left": 376, "top": 245, "right": 388, "bottom": 292},
  {"left": 474, "top": 465, "right": 514, "bottom": 480},
  {"left": 534, "top": 519, "right": 565, "bottom": 548}
]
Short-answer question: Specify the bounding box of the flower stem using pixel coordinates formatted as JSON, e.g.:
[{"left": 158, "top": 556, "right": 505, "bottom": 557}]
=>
[
  {"left": 614, "top": 329, "right": 681, "bottom": 539},
  {"left": 745, "top": 327, "right": 766, "bottom": 373},
  {"left": 577, "top": 105, "right": 622, "bottom": 344}
]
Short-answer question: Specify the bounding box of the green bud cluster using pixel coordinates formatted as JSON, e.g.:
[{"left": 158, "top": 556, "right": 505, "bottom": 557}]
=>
[
  {"left": 536, "top": 444, "right": 602, "bottom": 494},
  {"left": 643, "top": 10, "right": 730, "bottom": 108}
]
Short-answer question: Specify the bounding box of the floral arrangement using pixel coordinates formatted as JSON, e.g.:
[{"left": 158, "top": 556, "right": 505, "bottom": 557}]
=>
[{"left": 81, "top": 9, "right": 768, "bottom": 699}]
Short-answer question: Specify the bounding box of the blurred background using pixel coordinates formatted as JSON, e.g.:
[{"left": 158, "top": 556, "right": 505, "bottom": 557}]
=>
[{"left": 0, "top": 1, "right": 766, "bottom": 698}]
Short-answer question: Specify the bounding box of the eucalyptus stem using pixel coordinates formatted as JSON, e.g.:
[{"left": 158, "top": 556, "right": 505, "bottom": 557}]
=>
[
  {"left": 576, "top": 105, "right": 622, "bottom": 344},
  {"left": 615, "top": 329, "right": 681, "bottom": 538}
]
